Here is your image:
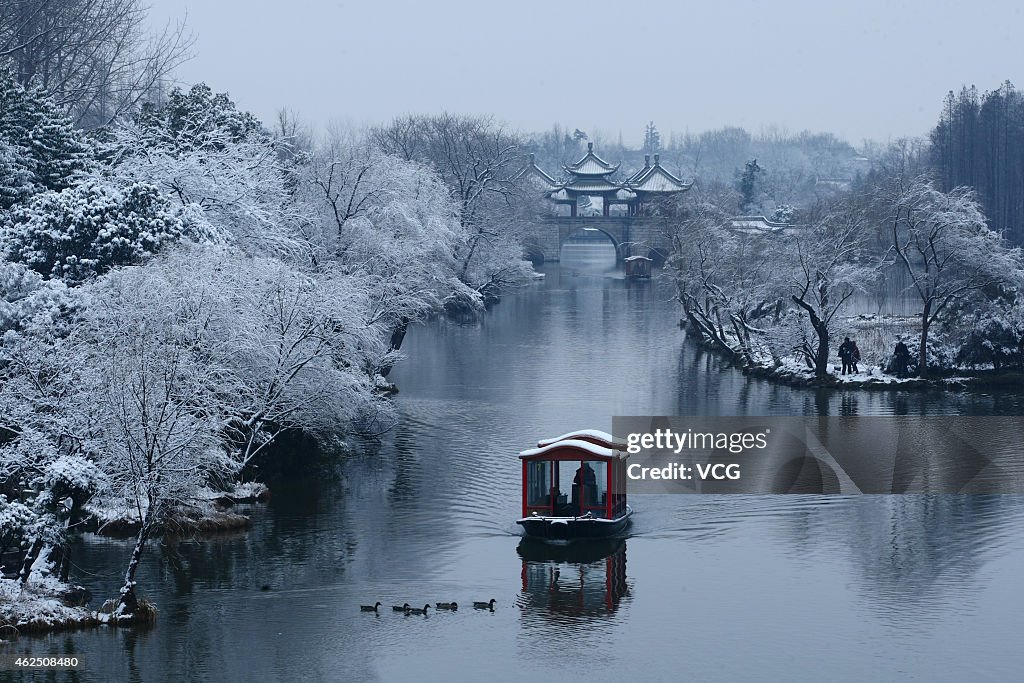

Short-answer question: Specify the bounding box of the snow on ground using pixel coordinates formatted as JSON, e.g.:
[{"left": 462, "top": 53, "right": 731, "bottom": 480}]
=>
[{"left": 0, "top": 578, "right": 103, "bottom": 634}]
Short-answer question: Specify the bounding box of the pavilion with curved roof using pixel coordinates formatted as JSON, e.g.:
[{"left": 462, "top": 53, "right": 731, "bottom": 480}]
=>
[{"left": 518, "top": 143, "right": 692, "bottom": 217}]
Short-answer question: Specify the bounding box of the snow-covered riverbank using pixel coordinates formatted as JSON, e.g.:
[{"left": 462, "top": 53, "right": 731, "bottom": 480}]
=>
[
  {"left": 0, "top": 577, "right": 103, "bottom": 635},
  {"left": 743, "top": 360, "right": 1024, "bottom": 390}
]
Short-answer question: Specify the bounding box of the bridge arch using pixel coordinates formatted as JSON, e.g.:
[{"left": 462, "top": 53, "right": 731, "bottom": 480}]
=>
[
  {"left": 561, "top": 225, "right": 623, "bottom": 263},
  {"left": 526, "top": 217, "right": 670, "bottom": 263}
]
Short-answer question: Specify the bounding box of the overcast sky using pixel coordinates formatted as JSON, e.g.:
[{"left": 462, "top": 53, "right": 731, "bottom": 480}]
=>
[{"left": 147, "top": 0, "right": 1022, "bottom": 146}]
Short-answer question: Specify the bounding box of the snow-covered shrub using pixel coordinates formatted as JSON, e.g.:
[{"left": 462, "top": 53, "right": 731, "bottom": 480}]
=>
[
  {"left": 771, "top": 204, "right": 797, "bottom": 224},
  {"left": 898, "top": 334, "right": 958, "bottom": 374},
  {"left": 956, "top": 303, "right": 1024, "bottom": 369},
  {"left": 0, "top": 495, "right": 34, "bottom": 558},
  {"left": 2, "top": 180, "right": 200, "bottom": 284},
  {"left": 0, "top": 260, "right": 75, "bottom": 333},
  {"left": 41, "top": 455, "right": 105, "bottom": 511}
]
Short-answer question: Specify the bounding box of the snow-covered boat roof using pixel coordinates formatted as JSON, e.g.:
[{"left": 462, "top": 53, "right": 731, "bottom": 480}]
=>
[
  {"left": 519, "top": 438, "right": 626, "bottom": 461},
  {"left": 536, "top": 429, "right": 618, "bottom": 447}
]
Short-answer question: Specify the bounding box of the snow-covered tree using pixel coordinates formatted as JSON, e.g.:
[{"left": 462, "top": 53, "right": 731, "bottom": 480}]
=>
[
  {"left": 0, "top": 280, "right": 98, "bottom": 583},
  {"left": 303, "top": 135, "right": 479, "bottom": 344},
  {"left": 956, "top": 297, "right": 1024, "bottom": 369},
  {"left": 104, "top": 84, "right": 306, "bottom": 258},
  {"left": 0, "top": 0, "right": 192, "bottom": 126},
  {"left": 642, "top": 121, "right": 661, "bottom": 154},
  {"left": 736, "top": 158, "right": 777, "bottom": 215},
  {"left": 665, "top": 201, "right": 782, "bottom": 362},
  {"left": 0, "top": 260, "right": 73, "bottom": 332},
  {"left": 86, "top": 246, "right": 394, "bottom": 478},
  {"left": 888, "top": 178, "right": 1024, "bottom": 377},
  {"left": 0, "top": 71, "right": 94, "bottom": 201},
  {"left": 0, "top": 138, "right": 34, "bottom": 211},
  {"left": 785, "top": 205, "right": 874, "bottom": 376},
  {"left": 82, "top": 268, "right": 231, "bottom": 616},
  {"left": 371, "top": 114, "right": 533, "bottom": 298},
  {"left": 2, "top": 179, "right": 202, "bottom": 284}
]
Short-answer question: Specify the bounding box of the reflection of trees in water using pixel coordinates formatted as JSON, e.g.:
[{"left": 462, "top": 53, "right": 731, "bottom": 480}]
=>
[{"left": 783, "top": 495, "right": 1016, "bottom": 619}]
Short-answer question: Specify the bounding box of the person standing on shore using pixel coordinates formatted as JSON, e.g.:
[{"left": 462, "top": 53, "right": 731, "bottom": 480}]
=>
[
  {"left": 893, "top": 338, "right": 911, "bottom": 378},
  {"left": 838, "top": 337, "right": 854, "bottom": 375},
  {"left": 850, "top": 340, "right": 861, "bottom": 374}
]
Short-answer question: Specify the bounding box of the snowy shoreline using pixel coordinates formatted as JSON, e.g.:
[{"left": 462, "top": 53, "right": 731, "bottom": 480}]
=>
[
  {"left": 0, "top": 483, "right": 270, "bottom": 636},
  {"left": 683, "top": 316, "right": 1024, "bottom": 391},
  {"left": 742, "top": 362, "right": 1024, "bottom": 391},
  {"left": 0, "top": 577, "right": 103, "bottom": 635},
  {"left": 85, "top": 483, "right": 269, "bottom": 537}
]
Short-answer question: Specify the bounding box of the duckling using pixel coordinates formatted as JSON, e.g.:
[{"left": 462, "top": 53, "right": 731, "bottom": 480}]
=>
[
  {"left": 435, "top": 602, "right": 458, "bottom": 610},
  {"left": 392, "top": 603, "right": 411, "bottom": 612},
  {"left": 360, "top": 602, "right": 382, "bottom": 612},
  {"left": 406, "top": 604, "right": 431, "bottom": 615},
  {"left": 472, "top": 599, "right": 496, "bottom": 610}
]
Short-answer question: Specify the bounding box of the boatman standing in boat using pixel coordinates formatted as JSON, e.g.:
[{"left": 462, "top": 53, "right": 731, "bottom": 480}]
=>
[{"left": 573, "top": 462, "right": 598, "bottom": 509}]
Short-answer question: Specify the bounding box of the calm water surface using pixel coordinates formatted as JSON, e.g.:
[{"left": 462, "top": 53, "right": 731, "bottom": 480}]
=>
[{"left": 8, "top": 255, "right": 1024, "bottom": 682}]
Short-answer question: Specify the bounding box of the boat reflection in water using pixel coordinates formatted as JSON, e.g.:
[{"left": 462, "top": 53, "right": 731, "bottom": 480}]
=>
[{"left": 517, "top": 537, "right": 629, "bottom": 617}]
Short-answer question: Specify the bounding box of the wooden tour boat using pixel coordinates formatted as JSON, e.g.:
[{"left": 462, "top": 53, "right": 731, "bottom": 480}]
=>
[
  {"left": 517, "top": 429, "right": 633, "bottom": 541},
  {"left": 624, "top": 255, "right": 652, "bottom": 279}
]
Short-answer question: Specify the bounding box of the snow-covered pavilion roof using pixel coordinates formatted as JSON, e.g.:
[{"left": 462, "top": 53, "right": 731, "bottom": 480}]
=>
[
  {"left": 564, "top": 142, "right": 619, "bottom": 177},
  {"left": 560, "top": 177, "right": 621, "bottom": 193},
  {"left": 728, "top": 216, "right": 804, "bottom": 235},
  {"left": 625, "top": 155, "right": 653, "bottom": 183},
  {"left": 512, "top": 153, "right": 559, "bottom": 188},
  {"left": 624, "top": 154, "right": 692, "bottom": 193}
]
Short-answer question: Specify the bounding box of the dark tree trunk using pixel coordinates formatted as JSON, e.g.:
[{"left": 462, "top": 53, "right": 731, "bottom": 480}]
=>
[
  {"left": 45, "top": 543, "right": 72, "bottom": 583},
  {"left": 389, "top": 317, "right": 410, "bottom": 353},
  {"left": 379, "top": 317, "right": 410, "bottom": 378},
  {"left": 17, "top": 538, "right": 44, "bottom": 584},
  {"left": 792, "top": 295, "right": 831, "bottom": 377},
  {"left": 117, "top": 514, "right": 152, "bottom": 617},
  {"left": 918, "top": 302, "right": 932, "bottom": 379},
  {"left": 813, "top": 321, "right": 830, "bottom": 377}
]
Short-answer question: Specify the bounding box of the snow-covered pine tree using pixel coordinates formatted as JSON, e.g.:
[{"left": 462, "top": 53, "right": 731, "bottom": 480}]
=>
[
  {"left": 0, "top": 138, "right": 34, "bottom": 211},
  {"left": 738, "top": 159, "right": 764, "bottom": 213},
  {"left": 2, "top": 180, "right": 196, "bottom": 284},
  {"left": 134, "top": 83, "right": 266, "bottom": 154},
  {"left": 0, "top": 71, "right": 94, "bottom": 199},
  {"left": 643, "top": 121, "right": 661, "bottom": 154}
]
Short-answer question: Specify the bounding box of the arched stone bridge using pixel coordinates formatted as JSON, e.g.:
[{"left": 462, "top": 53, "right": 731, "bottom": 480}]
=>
[{"left": 524, "top": 216, "right": 672, "bottom": 263}]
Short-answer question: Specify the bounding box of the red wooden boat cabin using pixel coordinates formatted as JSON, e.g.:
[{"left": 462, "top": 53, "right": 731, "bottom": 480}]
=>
[{"left": 517, "top": 429, "right": 633, "bottom": 540}]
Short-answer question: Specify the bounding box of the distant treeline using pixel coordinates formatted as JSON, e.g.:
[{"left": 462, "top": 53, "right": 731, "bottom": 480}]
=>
[{"left": 930, "top": 82, "right": 1024, "bottom": 243}]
